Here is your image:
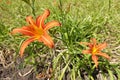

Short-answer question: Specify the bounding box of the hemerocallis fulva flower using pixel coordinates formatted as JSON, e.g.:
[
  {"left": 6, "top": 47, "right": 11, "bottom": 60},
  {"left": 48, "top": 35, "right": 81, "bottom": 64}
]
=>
[
  {"left": 80, "top": 38, "right": 110, "bottom": 67},
  {"left": 11, "top": 9, "right": 61, "bottom": 57}
]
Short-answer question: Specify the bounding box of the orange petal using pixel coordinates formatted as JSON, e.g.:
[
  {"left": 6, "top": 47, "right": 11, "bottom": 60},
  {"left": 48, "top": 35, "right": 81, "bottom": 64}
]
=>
[
  {"left": 80, "top": 42, "right": 93, "bottom": 49},
  {"left": 36, "top": 15, "right": 41, "bottom": 27},
  {"left": 40, "top": 33, "right": 54, "bottom": 48},
  {"left": 26, "top": 16, "right": 36, "bottom": 27},
  {"left": 44, "top": 21, "right": 61, "bottom": 30},
  {"left": 91, "top": 38, "right": 97, "bottom": 46},
  {"left": 21, "top": 26, "right": 34, "bottom": 31},
  {"left": 97, "top": 42, "right": 107, "bottom": 50},
  {"left": 92, "top": 55, "right": 98, "bottom": 68},
  {"left": 20, "top": 37, "right": 35, "bottom": 57},
  {"left": 97, "top": 52, "right": 110, "bottom": 59},
  {"left": 82, "top": 50, "right": 91, "bottom": 54},
  {"left": 11, "top": 28, "right": 34, "bottom": 36},
  {"left": 37, "top": 9, "right": 50, "bottom": 28},
  {"left": 88, "top": 44, "right": 94, "bottom": 49}
]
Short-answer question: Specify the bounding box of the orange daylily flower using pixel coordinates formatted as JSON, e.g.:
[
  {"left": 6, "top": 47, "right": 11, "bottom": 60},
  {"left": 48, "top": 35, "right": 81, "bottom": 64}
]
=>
[
  {"left": 80, "top": 38, "right": 110, "bottom": 68},
  {"left": 11, "top": 9, "right": 61, "bottom": 57}
]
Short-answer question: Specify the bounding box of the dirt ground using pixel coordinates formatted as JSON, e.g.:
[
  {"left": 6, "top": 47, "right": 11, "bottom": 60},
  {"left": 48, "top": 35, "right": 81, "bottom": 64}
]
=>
[{"left": 0, "top": 45, "right": 54, "bottom": 80}]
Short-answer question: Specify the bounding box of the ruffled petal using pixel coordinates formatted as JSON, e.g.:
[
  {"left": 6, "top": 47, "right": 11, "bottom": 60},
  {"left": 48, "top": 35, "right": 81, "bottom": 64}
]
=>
[
  {"left": 11, "top": 28, "right": 34, "bottom": 36},
  {"left": 37, "top": 9, "right": 50, "bottom": 28},
  {"left": 40, "top": 33, "right": 54, "bottom": 48},
  {"left": 91, "top": 38, "right": 96, "bottom": 45},
  {"left": 92, "top": 55, "right": 98, "bottom": 68},
  {"left": 21, "top": 26, "right": 34, "bottom": 31},
  {"left": 80, "top": 42, "right": 93, "bottom": 50},
  {"left": 97, "top": 42, "right": 107, "bottom": 50},
  {"left": 44, "top": 20, "right": 61, "bottom": 30},
  {"left": 82, "top": 50, "right": 91, "bottom": 54},
  {"left": 97, "top": 52, "right": 110, "bottom": 59},
  {"left": 26, "top": 16, "right": 36, "bottom": 27},
  {"left": 20, "top": 37, "right": 36, "bottom": 57},
  {"left": 36, "top": 15, "right": 41, "bottom": 27},
  {"left": 91, "top": 38, "right": 97, "bottom": 46}
]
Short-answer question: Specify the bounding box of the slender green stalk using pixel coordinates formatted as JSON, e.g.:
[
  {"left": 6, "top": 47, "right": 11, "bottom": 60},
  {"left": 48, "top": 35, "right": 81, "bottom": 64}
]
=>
[
  {"left": 108, "top": 0, "right": 111, "bottom": 12},
  {"left": 30, "top": 0, "right": 36, "bottom": 16}
]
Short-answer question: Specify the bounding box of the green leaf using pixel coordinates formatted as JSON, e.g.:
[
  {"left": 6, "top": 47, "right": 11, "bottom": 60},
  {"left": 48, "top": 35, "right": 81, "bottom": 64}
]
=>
[
  {"left": 108, "top": 69, "right": 114, "bottom": 80},
  {"left": 115, "top": 68, "right": 120, "bottom": 80},
  {"left": 77, "top": 70, "right": 82, "bottom": 80},
  {"left": 71, "top": 67, "right": 75, "bottom": 80},
  {"left": 58, "top": 60, "right": 70, "bottom": 80},
  {"left": 53, "top": 50, "right": 64, "bottom": 69}
]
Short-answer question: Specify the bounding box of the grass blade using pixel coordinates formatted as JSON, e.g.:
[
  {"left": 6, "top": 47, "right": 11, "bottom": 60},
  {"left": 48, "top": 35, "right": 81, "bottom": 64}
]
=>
[
  {"left": 108, "top": 69, "right": 114, "bottom": 80},
  {"left": 58, "top": 60, "right": 70, "bottom": 80}
]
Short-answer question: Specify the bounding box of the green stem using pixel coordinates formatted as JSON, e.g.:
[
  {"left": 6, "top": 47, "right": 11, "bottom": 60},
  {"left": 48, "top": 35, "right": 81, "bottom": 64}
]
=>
[
  {"left": 31, "top": 0, "right": 36, "bottom": 17},
  {"left": 108, "top": 0, "right": 111, "bottom": 12},
  {"left": 59, "top": 0, "right": 63, "bottom": 13}
]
